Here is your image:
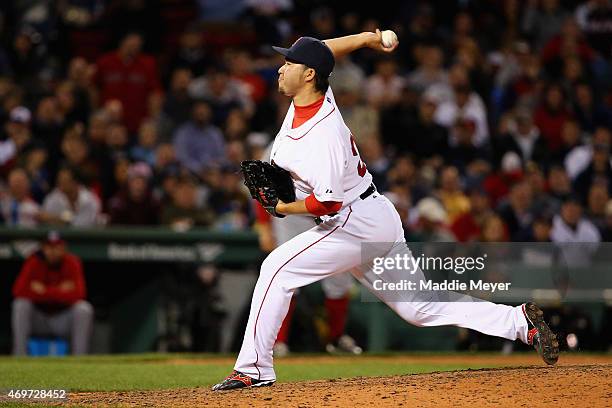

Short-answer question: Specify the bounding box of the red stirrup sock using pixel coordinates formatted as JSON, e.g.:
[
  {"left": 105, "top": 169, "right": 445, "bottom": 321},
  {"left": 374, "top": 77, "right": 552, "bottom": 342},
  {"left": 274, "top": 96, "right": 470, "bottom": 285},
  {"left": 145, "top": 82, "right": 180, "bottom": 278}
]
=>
[{"left": 325, "top": 295, "right": 349, "bottom": 341}]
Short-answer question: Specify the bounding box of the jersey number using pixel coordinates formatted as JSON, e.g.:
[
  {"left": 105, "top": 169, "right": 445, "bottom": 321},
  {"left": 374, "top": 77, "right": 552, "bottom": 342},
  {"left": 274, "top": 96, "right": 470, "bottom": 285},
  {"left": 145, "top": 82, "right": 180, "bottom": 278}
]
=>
[{"left": 350, "top": 134, "right": 367, "bottom": 177}]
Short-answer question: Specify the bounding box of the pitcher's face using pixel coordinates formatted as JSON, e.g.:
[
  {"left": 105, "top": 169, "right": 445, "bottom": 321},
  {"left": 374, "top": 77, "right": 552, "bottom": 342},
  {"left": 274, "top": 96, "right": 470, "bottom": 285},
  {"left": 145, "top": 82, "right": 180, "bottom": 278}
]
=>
[{"left": 277, "top": 60, "right": 310, "bottom": 97}]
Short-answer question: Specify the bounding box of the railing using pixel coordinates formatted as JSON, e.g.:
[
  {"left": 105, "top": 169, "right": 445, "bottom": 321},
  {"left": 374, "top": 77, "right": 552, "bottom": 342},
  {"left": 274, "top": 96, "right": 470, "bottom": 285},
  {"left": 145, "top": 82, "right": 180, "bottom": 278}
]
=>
[{"left": 0, "top": 226, "right": 262, "bottom": 265}]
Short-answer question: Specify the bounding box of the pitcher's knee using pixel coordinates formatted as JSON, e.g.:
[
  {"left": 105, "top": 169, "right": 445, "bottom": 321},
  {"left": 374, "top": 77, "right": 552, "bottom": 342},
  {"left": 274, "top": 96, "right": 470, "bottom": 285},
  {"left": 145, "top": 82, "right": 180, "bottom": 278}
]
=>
[
  {"left": 392, "top": 302, "right": 435, "bottom": 327},
  {"left": 260, "top": 253, "right": 285, "bottom": 281},
  {"left": 259, "top": 255, "right": 299, "bottom": 295}
]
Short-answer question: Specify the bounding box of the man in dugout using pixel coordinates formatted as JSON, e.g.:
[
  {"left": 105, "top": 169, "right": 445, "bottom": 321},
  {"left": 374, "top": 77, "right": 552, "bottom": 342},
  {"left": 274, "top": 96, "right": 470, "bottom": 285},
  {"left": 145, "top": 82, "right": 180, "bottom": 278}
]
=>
[{"left": 11, "top": 231, "right": 93, "bottom": 355}]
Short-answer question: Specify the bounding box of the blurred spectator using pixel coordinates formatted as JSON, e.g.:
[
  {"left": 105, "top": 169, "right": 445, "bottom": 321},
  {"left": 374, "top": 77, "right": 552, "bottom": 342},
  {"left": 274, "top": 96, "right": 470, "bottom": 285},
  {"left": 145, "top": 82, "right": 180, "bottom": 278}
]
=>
[
  {"left": 111, "top": 156, "right": 131, "bottom": 200},
  {"left": 572, "top": 82, "right": 612, "bottom": 133},
  {"left": 553, "top": 119, "right": 585, "bottom": 164},
  {"left": 493, "top": 40, "right": 534, "bottom": 92},
  {"left": 384, "top": 187, "right": 412, "bottom": 237},
  {"left": 60, "top": 124, "right": 98, "bottom": 187},
  {"left": 12, "top": 231, "right": 93, "bottom": 355},
  {"left": 533, "top": 83, "right": 573, "bottom": 152},
  {"left": 154, "top": 164, "right": 181, "bottom": 208},
  {"left": 406, "top": 45, "right": 446, "bottom": 94},
  {"left": 552, "top": 195, "right": 601, "bottom": 242},
  {"left": 162, "top": 68, "right": 194, "bottom": 137},
  {"left": 519, "top": 212, "right": 553, "bottom": 242},
  {"left": 173, "top": 100, "right": 227, "bottom": 175},
  {"left": 450, "top": 185, "right": 493, "bottom": 242},
  {"left": 188, "top": 64, "right": 254, "bottom": 125},
  {"left": 66, "top": 57, "right": 96, "bottom": 120},
  {"left": 227, "top": 49, "right": 268, "bottom": 104},
  {"left": 364, "top": 58, "right": 405, "bottom": 108},
  {"left": 434, "top": 83, "right": 489, "bottom": 147},
  {"left": 108, "top": 162, "right": 159, "bottom": 225},
  {"left": 161, "top": 176, "right": 214, "bottom": 229},
  {"left": 522, "top": 0, "right": 569, "bottom": 50},
  {"left": 382, "top": 90, "right": 447, "bottom": 160},
  {"left": 167, "top": 26, "right": 212, "bottom": 78},
  {"left": 495, "top": 108, "right": 549, "bottom": 168},
  {"left": 32, "top": 96, "right": 65, "bottom": 179},
  {"left": 565, "top": 126, "right": 611, "bottom": 180},
  {"left": 225, "top": 140, "right": 248, "bottom": 168},
  {"left": 551, "top": 195, "right": 601, "bottom": 266},
  {"left": 547, "top": 165, "right": 573, "bottom": 209},
  {"left": 0, "top": 106, "right": 33, "bottom": 173},
  {"left": 55, "top": 81, "right": 81, "bottom": 125},
  {"left": 410, "top": 197, "right": 455, "bottom": 242},
  {"left": 480, "top": 213, "right": 509, "bottom": 242},
  {"left": 541, "top": 17, "right": 595, "bottom": 78},
  {"left": 437, "top": 166, "right": 470, "bottom": 223},
  {"left": 497, "top": 181, "right": 534, "bottom": 241},
  {"left": 576, "top": 0, "right": 612, "bottom": 58},
  {"left": 359, "top": 137, "right": 391, "bottom": 189},
  {"left": 483, "top": 153, "right": 523, "bottom": 209},
  {"left": 573, "top": 141, "right": 612, "bottom": 202},
  {"left": 146, "top": 91, "right": 174, "bottom": 144},
  {"left": 559, "top": 55, "right": 588, "bottom": 98},
  {"left": 40, "top": 167, "right": 101, "bottom": 227},
  {"left": 0, "top": 167, "right": 40, "bottom": 227},
  {"left": 8, "top": 28, "right": 48, "bottom": 85},
  {"left": 447, "top": 117, "right": 489, "bottom": 173},
  {"left": 335, "top": 71, "right": 379, "bottom": 144},
  {"left": 224, "top": 110, "right": 250, "bottom": 142},
  {"left": 206, "top": 167, "right": 250, "bottom": 231},
  {"left": 329, "top": 54, "right": 366, "bottom": 96},
  {"left": 307, "top": 6, "right": 338, "bottom": 39},
  {"left": 154, "top": 143, "right": 179, "bottom": 175},
  {"left": 241, "top": 0, "right": 293, "bottom": 46},
  {"left": 21, "top": 142, "right": 50, "bottom": 204},
  {"left": 385, "top": 155, "right": 430, "bottom": 205},
  {"left": 94, "top": 32, "right": 162, "bottom": 133},
  {"left": 525, "top": 162, "right": 554, "bottom": 215},
  {"left": 586, "top": 181, "right": 610, "bottom": 231},
  {"left": 130, "top": 120, "right": 159, "bottom": 167},
  {"left": 497, "top": 44, "right": 543, "bottom": 113}
]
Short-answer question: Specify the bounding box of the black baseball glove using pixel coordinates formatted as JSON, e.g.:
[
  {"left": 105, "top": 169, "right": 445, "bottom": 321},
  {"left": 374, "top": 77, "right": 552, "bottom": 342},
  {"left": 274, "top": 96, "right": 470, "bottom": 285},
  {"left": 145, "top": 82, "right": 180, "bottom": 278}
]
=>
[{"left": 241, "top": 160, "right": 295, "bottom": 218}]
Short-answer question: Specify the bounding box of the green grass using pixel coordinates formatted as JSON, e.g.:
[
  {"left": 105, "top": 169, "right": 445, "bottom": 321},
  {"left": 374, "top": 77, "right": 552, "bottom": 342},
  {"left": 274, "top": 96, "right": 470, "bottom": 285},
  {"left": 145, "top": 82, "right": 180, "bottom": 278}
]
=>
[{"left": 0, "top": 353, "right": 502, "bottom": 393}]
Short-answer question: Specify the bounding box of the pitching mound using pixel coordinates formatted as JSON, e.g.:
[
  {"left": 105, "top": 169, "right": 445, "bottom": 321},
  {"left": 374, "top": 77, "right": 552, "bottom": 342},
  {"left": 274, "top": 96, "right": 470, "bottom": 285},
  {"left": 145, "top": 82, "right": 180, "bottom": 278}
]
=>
[{"left": 68, "top": 363, "right": 611, "bottom": 407}]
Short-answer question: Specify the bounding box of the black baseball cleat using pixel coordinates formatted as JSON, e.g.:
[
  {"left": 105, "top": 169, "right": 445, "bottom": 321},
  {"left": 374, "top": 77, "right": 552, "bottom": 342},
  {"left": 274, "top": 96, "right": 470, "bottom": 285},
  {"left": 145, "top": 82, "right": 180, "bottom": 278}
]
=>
[
  {"left": 212, "top": 370, "right": 275, "bottom": 391},
  {"left": 522, "top": 302, "right": 559, "bottom": 365}
]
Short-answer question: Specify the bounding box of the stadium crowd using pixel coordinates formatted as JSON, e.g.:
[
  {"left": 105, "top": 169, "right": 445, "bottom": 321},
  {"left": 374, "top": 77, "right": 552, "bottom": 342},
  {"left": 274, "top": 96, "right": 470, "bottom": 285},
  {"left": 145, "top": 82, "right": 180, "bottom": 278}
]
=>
[{"left": 0, "top": 0, "right": 612, "bottom": 246}]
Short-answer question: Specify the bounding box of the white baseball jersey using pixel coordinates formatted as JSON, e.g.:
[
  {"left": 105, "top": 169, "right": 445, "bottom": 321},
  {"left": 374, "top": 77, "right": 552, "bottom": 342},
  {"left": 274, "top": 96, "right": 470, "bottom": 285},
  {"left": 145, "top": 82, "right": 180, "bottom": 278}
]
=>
[{"left": 270, "top": 87, "right": 372, "bottom": 206}]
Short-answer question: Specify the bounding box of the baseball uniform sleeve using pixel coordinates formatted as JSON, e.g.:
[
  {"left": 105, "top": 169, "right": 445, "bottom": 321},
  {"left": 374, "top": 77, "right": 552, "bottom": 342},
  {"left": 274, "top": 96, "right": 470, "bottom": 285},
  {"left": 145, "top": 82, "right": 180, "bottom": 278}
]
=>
[{"left": 305, "top": 131, "right": 345, "bottom": 203}]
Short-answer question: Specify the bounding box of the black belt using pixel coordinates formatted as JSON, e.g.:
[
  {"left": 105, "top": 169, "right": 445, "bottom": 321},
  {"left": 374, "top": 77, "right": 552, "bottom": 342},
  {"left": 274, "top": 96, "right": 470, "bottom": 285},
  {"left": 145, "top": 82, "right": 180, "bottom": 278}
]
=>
[
  {"left": 359, "top": 183, "right": 376, "bottom": 200},
  {"left": 314, "top": 183, "right": 377, "bottom": 225}
]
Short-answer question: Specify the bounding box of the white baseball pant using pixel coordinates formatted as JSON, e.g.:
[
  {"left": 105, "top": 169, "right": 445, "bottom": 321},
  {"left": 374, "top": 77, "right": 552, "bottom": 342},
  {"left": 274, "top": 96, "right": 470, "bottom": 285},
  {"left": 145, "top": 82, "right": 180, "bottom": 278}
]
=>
[
  {"left": 273, "top": 213, "right": 354, "bottom": 299},
  {"left": 235, "top": 193, "right": 529, "bottom": 380}
]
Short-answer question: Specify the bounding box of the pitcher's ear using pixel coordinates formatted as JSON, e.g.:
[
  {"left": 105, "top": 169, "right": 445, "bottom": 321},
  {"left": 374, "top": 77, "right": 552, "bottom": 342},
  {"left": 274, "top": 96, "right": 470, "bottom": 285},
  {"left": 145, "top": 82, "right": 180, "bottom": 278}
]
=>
[{"left": 303, "top": 67, "right": 315, "bottom": 81}]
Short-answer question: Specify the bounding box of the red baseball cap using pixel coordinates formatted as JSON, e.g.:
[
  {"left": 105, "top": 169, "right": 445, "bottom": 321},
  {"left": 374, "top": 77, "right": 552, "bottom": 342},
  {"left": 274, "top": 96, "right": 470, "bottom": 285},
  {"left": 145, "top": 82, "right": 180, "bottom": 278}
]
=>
[{"left": 44, "top": 230, "right": 65, "bottom": 245}]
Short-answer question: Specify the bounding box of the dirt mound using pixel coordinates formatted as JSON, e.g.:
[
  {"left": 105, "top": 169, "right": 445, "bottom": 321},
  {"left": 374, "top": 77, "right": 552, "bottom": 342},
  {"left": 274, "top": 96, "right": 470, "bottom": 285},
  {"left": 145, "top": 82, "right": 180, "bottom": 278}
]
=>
[{"left": 68, "top": 364, "right": 611, "bottom": 407}]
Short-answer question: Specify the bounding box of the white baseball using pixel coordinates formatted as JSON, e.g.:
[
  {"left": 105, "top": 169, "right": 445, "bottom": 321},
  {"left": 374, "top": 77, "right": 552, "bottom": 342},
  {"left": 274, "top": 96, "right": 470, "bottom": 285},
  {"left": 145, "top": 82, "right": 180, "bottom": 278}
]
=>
[{"left": 381, "top": 30, "right": 398, "bottom": 48}]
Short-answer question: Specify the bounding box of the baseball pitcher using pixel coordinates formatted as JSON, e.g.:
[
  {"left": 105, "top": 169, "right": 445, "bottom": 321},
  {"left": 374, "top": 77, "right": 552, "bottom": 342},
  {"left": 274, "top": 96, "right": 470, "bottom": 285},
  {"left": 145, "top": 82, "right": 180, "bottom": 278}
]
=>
[{"left": 213, "top": 30, "right": 558, "bottom": 391}]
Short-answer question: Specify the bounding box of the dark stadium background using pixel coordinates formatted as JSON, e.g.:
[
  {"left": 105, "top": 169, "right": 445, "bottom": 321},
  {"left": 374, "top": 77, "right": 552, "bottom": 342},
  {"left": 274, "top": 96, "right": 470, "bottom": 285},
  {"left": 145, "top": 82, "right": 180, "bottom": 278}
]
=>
[{"left": 0, "top": 0, "right": 610, "bottom": 354}]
